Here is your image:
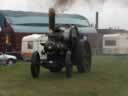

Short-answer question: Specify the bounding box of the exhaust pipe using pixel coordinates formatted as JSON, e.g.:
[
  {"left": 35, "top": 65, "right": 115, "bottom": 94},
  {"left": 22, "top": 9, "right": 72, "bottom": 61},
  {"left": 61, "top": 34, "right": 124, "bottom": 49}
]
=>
[{"left": 49, "top": 8, "right": 56, "bottom": 32}]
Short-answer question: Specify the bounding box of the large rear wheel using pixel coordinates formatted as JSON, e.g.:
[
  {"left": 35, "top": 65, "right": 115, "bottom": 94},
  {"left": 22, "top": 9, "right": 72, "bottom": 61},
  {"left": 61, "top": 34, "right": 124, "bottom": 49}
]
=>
[
  {"left": 84, "top": 41, "right": 92, "bottom": 72},
  {"left": 31, "top": 52, "right": 40, "bottom": 78},
  {"left": 76, "top": 41, "right": 92, "bottom": 73}
]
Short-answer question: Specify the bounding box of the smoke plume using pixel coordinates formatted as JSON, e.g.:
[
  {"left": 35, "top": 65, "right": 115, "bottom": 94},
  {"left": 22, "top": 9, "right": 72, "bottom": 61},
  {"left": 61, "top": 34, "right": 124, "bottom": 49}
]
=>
[
  {"left": 0, "top": 0, "right": 128, "bottom": 12},
  {"left": 53, "top": 0, "right": 75, "bottom": 12},
  {"left": 53, "top": 0, "right": 128, "bottom": 12}
]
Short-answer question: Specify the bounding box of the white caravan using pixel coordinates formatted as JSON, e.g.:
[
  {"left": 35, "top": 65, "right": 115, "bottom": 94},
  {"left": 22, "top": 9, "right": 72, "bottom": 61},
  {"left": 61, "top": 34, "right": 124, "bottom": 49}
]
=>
[
  {"left": 21, "top": 34, "right": 48, "bottom": 61},
  {"left": 103, "top": 33, "right": 128, "bottom": 54}
]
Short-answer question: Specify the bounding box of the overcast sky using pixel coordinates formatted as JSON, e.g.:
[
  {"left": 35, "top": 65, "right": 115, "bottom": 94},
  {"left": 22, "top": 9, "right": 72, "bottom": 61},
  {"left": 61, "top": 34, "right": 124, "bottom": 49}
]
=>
[{"left": 0, "top": 0, "right": 128, "bottom": 30}]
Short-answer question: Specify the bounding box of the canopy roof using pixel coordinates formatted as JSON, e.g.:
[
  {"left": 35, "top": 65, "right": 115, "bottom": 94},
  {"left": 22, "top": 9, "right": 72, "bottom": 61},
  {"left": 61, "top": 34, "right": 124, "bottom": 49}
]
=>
[{"left": 0, "top": 10, "right": 97, "bottom": 33}]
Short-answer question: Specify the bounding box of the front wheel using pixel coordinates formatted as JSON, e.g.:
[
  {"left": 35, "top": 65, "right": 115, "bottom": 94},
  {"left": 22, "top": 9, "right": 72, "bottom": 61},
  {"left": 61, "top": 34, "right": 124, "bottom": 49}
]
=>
[
  {"left": 31, "top": 52, "right": 40, "bottom": 78},
  {"left": 65, "top": 51, "right": 72, "bottom": 78},
  {"left": 7, "top": 59, "right": 15, "bottom": 65}
]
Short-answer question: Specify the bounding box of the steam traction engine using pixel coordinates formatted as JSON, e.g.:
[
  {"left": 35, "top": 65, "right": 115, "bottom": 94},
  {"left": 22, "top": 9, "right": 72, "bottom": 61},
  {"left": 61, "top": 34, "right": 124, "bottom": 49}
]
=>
[{"left": 31, "top": 8, "right": 92, "bottom": 78}]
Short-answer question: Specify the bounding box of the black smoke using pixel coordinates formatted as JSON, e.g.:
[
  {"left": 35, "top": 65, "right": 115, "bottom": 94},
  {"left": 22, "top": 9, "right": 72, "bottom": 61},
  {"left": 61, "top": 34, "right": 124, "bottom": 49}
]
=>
[{"left": 53, "top": 0, "right": 128, "bottom": 12}]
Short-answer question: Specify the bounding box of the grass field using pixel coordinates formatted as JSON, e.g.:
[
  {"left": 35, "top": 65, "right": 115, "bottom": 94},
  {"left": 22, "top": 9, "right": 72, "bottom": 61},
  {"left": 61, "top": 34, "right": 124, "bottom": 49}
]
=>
[{"left": 0, "top": 56, "right": 128, "bottom": 96}]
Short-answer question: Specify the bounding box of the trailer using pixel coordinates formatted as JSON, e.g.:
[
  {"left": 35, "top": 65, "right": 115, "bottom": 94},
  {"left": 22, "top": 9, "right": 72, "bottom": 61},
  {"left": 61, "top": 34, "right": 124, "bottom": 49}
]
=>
[
  {"left": 21, "top": 34, "right": 48, "bottom": 61},
  {"left": 103, "top": 33, "right": 128, "bottom": 54}
]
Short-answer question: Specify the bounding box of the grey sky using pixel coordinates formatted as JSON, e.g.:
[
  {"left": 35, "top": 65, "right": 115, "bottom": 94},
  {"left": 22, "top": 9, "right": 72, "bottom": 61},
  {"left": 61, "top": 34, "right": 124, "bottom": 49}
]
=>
[{"left": 0, "top": 0, "right": 128, "bottom": 30}]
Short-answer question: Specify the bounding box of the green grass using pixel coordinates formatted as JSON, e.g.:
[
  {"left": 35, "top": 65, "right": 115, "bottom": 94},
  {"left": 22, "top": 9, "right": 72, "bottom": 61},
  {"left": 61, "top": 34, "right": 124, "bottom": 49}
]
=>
[{"left": 0, "top": 56, "right": 128, "bottom": 96}]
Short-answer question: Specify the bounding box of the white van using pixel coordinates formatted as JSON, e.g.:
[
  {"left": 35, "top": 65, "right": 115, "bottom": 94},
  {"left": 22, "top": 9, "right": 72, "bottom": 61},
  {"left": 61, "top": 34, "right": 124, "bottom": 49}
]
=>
[{"left": 21, "top": 34, "right": 48, "bottom": 61}]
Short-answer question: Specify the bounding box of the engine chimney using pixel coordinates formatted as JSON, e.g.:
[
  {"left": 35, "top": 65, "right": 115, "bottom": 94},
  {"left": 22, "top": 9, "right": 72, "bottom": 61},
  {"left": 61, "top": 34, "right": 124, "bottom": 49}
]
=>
[
  {"left": 95, "top": 11, "right": 99, "bottom": 30},
  {"left": 49, "top": 8, "right": 56, "bottom": 32}
]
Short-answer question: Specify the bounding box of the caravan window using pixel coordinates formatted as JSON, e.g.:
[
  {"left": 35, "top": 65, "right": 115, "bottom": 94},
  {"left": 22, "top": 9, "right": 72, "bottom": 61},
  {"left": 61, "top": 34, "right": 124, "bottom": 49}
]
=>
[
  {"left": 105, "top": 40, "right": 116, "bottom": 46},
  {"left": 28, "top": 41, "right": 33, "bottom": 49}
]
